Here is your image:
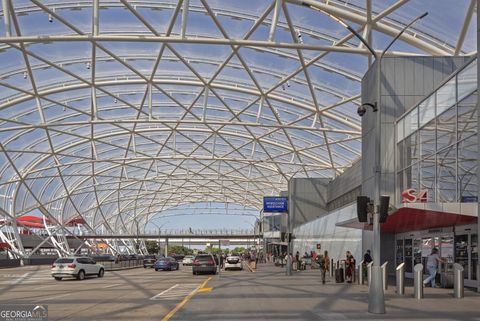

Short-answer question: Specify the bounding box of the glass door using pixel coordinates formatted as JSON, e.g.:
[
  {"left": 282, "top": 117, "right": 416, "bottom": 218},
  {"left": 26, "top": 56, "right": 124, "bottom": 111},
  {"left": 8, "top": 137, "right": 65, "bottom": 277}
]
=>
[
  {"left": 471, "top": 234, "right": 477, "bottom": 281},
  {"left": 404, "top": 239, "right": 413, "bottom": 273},
  {"left": 454, "top": 234, "right": 469, "bottom": 275},
  {"left": 396, "top": 239, "right": 404, "bottom": 267}
]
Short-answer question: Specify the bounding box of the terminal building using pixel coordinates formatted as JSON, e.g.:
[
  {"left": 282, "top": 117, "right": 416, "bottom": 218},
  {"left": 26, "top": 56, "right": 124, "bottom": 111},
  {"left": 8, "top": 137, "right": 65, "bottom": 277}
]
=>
[{"left": 292, "top": 56, "right": 478, "bottom": 287}]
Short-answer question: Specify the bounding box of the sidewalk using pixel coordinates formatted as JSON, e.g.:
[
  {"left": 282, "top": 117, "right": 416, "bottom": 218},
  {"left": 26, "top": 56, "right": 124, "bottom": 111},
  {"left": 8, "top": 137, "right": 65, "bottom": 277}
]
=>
[{"left": 171, "top": 262, "right": 480, "bottom": 321}]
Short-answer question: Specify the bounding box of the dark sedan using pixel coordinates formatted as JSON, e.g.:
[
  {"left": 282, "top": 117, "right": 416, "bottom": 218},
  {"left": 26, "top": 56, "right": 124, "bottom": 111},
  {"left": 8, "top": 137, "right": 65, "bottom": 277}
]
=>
[
  {"left": 154, "top": 257, "right": 179, "bottom": 271},
  {"left": 192, "top": 254, "right": 217, "bottom": 275},
  {"left": 143, "top": 255, "right": 157, "bottom": 268}
]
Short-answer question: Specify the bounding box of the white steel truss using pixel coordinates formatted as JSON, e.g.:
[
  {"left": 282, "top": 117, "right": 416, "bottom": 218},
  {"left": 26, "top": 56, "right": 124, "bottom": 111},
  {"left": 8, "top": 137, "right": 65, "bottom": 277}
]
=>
[{"left": 0, "top": 0, "right": 475, "bottom": 254}]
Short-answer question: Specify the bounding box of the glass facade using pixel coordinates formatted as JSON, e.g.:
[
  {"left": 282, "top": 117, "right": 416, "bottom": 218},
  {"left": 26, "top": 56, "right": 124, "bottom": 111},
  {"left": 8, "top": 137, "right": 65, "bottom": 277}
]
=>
[{"left": 396, "top": 59, "right": 477, "bottom": 203}]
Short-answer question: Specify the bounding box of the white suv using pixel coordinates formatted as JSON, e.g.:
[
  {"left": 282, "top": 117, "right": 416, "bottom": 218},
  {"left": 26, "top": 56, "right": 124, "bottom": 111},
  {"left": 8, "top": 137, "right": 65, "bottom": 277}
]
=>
[
  {"left": 224, "top": 255, "right": 243, "bottom": 271},
  {"left": 51, "top": 257, "right": 105, "bottom": 281}
]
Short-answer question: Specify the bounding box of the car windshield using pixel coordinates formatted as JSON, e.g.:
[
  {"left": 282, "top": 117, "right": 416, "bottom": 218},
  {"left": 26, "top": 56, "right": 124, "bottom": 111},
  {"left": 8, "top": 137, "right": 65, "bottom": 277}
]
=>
[{"left": 55, "top": 258, "right": 74, "bottom": 264}]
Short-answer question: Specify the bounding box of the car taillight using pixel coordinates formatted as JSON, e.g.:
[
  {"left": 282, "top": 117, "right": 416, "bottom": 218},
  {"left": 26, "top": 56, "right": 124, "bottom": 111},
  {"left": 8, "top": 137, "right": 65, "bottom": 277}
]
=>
[
  {"left": 193, "top": 260, "right": 200, "bottom": 265},
  {"left": 67, "top": 264, "right": 76, "bottom": 268},
  {"left": 208, "top": 259, "right": 214, "bottom": 265}
]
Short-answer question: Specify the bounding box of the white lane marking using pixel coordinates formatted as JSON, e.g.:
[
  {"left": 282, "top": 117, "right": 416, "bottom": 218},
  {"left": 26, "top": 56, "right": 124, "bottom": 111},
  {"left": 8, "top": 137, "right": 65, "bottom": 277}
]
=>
[
  {"left": 13, "top": 272, "right": 31, "bottom": 285},
  {"left": 35, "top": 284, "right": 57, "bottom": 290},
  {"left": 102, "top": 283, "right": 121, "bottom": 288},
  {"left": 150, "top": 283, "right": 200, "bottom": 300},
  {"left": 150, "top": 284, "right": 179, "bottom": 300},
  {"left": 34, "top": 293, "right": 71, "bottom": 303}
]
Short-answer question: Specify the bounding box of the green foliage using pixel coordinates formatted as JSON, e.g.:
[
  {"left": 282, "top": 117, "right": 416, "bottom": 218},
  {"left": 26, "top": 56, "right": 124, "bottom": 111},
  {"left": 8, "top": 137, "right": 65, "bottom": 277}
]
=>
[
  {"left": 168, "top": 245, "right": 194, "bottom": 255},
  {"left": 144, "top": 240, "right": 159, "bottom": 254},
  {"left": 231, "top": 247, "right": 246, "bottom": 254}
]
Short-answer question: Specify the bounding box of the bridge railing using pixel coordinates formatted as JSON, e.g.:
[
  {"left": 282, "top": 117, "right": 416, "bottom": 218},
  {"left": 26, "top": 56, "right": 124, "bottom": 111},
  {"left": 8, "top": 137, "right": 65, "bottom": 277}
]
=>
[{"left": 141, "top": 228, "right": 255, "bottom": 236}]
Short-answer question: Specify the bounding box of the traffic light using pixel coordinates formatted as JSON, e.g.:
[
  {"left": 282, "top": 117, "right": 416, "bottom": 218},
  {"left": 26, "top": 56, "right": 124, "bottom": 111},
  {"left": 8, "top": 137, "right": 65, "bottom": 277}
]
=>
[
  {"left": 379, "top": 195, "right": 390, "bottom": 223},
  {"left": 357, "top": 196, "right": 370, "bottom": 222}
]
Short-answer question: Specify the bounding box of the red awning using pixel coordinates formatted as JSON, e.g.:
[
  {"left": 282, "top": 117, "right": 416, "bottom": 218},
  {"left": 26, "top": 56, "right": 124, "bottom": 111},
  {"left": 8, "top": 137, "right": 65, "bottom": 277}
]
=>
[{"left": 337, "top": 207, "right": 477, "bottom": 234}]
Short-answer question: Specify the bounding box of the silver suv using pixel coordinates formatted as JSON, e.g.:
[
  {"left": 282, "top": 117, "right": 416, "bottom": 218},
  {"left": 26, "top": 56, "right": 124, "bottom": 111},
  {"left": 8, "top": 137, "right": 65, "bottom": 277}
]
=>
[{"left": 51, "top": 257, "right": 105, "bottom": 281}]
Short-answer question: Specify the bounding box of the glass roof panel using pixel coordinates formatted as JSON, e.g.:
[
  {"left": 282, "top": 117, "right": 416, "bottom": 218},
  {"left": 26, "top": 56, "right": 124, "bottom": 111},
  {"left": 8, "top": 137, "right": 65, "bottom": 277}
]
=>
[{"left": 0, "top": 0, "right": 475, "bottom": 231}]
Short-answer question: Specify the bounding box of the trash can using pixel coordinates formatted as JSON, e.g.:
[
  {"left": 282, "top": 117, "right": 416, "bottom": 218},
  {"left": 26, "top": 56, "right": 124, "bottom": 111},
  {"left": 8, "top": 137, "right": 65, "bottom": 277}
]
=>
[{"left": 440, "top": 263, "right": 454, "bottom": 288}]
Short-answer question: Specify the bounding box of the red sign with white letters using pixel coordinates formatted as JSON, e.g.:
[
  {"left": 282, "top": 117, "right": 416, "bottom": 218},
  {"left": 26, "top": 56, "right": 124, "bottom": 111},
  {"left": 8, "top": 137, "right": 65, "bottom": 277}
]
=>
[{"left": 401, "top": 188, "right": 428, "bottom": 203}]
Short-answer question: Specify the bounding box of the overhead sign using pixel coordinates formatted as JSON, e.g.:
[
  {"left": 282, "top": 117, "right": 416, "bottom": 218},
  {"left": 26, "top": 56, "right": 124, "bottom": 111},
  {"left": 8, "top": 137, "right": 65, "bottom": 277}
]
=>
[
  {"left": 263, "top": 196, "right": 288, "bottom": 213},
  {"left": 401, "top": 188, "right": 427, "bottom": 203},
  {"left": 220, "top": 239, "right": 230, "bottom": 246}
]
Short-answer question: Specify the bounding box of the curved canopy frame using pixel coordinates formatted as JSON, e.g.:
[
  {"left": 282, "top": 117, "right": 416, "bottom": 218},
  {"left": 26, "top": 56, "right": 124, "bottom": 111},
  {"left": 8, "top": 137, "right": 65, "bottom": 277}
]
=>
[{"left": 0, "top": 0, "right": 475, "bottom": 241}]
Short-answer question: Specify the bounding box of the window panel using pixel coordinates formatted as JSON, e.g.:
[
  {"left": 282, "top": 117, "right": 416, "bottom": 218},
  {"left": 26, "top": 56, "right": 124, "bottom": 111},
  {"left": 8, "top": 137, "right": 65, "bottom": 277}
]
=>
[
  {"left": 419, "top": 95, "right": 435, "bottom": 127},
  {"left": 457, "top": 60, "right": 477, "bottom": 102},
  {"left": 405, "top": 133, "right": 419, "bottom": 168},
  {"left": 437, "top": 145, "right": 457, "bottom": 202},
  {"left": 436, "top": 78, "right": 456, "bottom": 116},
  {"left": 437, "top": 105, "right": 456, "bottom": 151},
  {"left": 420, "top": 157, "right": 436, "bottom": 202},
  {"left": 420, "top": 118, "right": 436, "bottom": 159},
  {"left": 458, "top": 134, "right": 477, "bottom": 202},
  {"left": 457, "top": 90, "right": 477, "bottom": 141}
]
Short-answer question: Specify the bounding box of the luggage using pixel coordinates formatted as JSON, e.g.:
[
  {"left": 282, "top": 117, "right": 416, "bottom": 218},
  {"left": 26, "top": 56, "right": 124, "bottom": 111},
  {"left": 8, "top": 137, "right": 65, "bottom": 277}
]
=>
[{"left": 335, "top": 268, "right": 344, "bottom": 283}]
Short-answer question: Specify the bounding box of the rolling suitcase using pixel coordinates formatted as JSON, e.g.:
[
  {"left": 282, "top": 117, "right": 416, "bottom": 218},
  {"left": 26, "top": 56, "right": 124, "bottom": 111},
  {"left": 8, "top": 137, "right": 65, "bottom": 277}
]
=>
[{"left": 335, "top": 268, "right": 344, "bottom": 283}]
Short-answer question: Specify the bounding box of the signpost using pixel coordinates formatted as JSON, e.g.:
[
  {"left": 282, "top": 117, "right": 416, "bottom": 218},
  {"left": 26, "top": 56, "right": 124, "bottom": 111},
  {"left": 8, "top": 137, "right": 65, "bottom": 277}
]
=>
[{"left": 263, "top": 196, "right": 288, "bottom": 213}]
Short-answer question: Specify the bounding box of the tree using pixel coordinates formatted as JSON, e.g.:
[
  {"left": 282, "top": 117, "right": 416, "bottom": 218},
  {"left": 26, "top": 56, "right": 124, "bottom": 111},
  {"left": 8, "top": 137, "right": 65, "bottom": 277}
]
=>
[
  {"left": 168, "top": 245, "right": 194, "bottom": 255},
  {"left": 231, "top": 247, "right": 246, "bottom": 254},
  {"left": 144, "top": 240, "right": 159, "bottom": 254}
]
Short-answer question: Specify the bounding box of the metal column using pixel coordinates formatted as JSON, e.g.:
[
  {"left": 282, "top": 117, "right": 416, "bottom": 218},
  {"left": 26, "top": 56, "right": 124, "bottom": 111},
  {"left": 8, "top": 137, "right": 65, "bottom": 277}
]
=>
[
  {"left": 381, "top": 261, "right": 388, "bottom": 291},
  {"left": 396, "top": 263, "right": 405, "bottom": 295},
  {"left": 367, "top": 261, "right": 373, "bottom": 285},
  {"left": 413, "top": 264, "right": 424, "bottom": 299},
  {"left": 358, "top": 260, "right": 364, "bottom": 285},
  {"left": 453, "top": 263, "right": 464, "bottom": 299}
]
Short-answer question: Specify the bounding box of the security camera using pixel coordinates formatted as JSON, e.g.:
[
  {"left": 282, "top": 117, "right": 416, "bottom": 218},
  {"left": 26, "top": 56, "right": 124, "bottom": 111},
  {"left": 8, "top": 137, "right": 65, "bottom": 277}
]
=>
[
  {"left": 357, "top": 105, "right": 366, "bottom": 117},
  {"left": 357, "top": 102, "right": 377, "bottom": 117}
]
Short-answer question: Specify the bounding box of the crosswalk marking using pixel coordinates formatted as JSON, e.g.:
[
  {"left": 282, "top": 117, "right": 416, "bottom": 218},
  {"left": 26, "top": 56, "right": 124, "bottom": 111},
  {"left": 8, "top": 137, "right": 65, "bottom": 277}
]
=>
[{"left": 150, "top": 283, "right": 200, "bottom": 300}]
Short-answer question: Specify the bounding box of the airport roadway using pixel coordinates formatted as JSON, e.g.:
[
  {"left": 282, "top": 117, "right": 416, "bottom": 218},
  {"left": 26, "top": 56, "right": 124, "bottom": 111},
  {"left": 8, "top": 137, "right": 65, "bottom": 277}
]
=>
[{"left": 1, "top": 263, "right": 479, "bottom": 321}]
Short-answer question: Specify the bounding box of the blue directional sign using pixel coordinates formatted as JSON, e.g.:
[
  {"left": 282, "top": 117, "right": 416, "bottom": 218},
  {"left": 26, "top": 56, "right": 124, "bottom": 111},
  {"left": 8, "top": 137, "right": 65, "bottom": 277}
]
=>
[{"left": 263, "top": 196, "right": 288, "bottom": 213}]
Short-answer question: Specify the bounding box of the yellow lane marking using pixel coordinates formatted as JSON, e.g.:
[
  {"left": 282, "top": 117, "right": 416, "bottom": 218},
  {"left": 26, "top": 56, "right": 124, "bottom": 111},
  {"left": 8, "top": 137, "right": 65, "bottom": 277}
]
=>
[
  {"left": 197, "top": 287, "right": 213, "bottom": 293},
  {"left": 161, "top": 276, "right": 213, "bottom": 321}
]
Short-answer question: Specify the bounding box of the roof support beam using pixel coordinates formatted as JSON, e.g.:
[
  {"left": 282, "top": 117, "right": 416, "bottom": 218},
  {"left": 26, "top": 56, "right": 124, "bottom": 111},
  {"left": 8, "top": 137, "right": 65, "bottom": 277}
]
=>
[
  {"left": 269, "top": 0, "right": 282, "bottom": 42},
  {"left": 455, "top": 0, "right": 476, "bottom": 55},
  {"left": 1, "top": 0, "right": 11, "bottom": 37},
  {"left": 181, "top": 0, "right": 189, "bottom": 39}
]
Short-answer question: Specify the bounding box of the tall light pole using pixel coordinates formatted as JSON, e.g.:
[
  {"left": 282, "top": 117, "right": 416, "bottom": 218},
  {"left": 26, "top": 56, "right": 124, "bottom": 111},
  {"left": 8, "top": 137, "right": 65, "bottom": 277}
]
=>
[
  {"left": 150, "top": 221, "right": 170, "bottom": 255},
  {"left": 302, "top": 3, "right": 427, "bottom": 314}
]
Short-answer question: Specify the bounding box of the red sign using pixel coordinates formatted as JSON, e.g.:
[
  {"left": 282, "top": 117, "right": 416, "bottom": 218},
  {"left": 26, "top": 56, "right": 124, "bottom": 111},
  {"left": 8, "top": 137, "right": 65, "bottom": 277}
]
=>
[
  {"left": 402, "top": 189, "right": 428, "bottom": 203},
  {"left": 0, "top": 242, "right": 11, "bottom": 249},
  {"left": 316, "top": 244, "right": 321, "bottom": 250}
]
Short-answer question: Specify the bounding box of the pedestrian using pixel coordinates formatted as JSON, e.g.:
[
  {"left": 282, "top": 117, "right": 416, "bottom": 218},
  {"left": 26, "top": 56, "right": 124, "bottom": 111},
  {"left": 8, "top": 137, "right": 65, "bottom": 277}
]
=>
[
  {"left": 363, "top": 249, "right": 372, "bottom": 279},
  {"left": 323, "top": 250, "right": 330, "bottom": 274},
  {"left": 423, "top": 248, "right": 445, "bottom": 288},
  {"left": 345, "top": 251, "right": 355, "bottom": 283},
  {"left": 320, "top": 250, "right": 330, "bottom": 284},
  {"left": 295, "top": 251, "right": 300, "bottom": 270}
]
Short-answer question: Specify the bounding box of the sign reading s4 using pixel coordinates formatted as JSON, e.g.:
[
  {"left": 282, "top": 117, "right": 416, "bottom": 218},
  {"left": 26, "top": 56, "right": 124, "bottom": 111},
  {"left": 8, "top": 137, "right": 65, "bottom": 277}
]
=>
[{"left": 401, "top": 188, "right": 428, "bottom": 203}]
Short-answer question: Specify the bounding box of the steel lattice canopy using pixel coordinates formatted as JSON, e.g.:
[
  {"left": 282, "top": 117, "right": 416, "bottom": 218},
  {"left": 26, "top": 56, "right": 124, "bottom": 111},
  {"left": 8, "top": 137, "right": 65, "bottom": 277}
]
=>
[{"left": 0, "top": 0, "right": 476, "bottom": 234}]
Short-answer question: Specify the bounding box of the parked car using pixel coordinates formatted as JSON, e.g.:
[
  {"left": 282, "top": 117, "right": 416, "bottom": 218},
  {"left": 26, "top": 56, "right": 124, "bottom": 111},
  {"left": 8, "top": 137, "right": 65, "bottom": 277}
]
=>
[
  {"left": 90, "top": 254, "right": 115, "bottom": 262},
  {"left": 182, "top": 255, "right": 195, "bottom": 266},
  {"left": 154, "top": 257, "right": 179, "bottom": 271},
  {"left": 143, "top": 255, "right": 157, "bottom": 268},
  {"left": 192, "top": 254, "right": 217, "bottom": 275},
  {"left": 171, "top": 254, "right": 185, "bottom": 262},
  {"left": 224, "top": 255, "right": 243, "bottom": 270},
  {"left": 51, "top": 257, "right": 104, "bottom": 281}
]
